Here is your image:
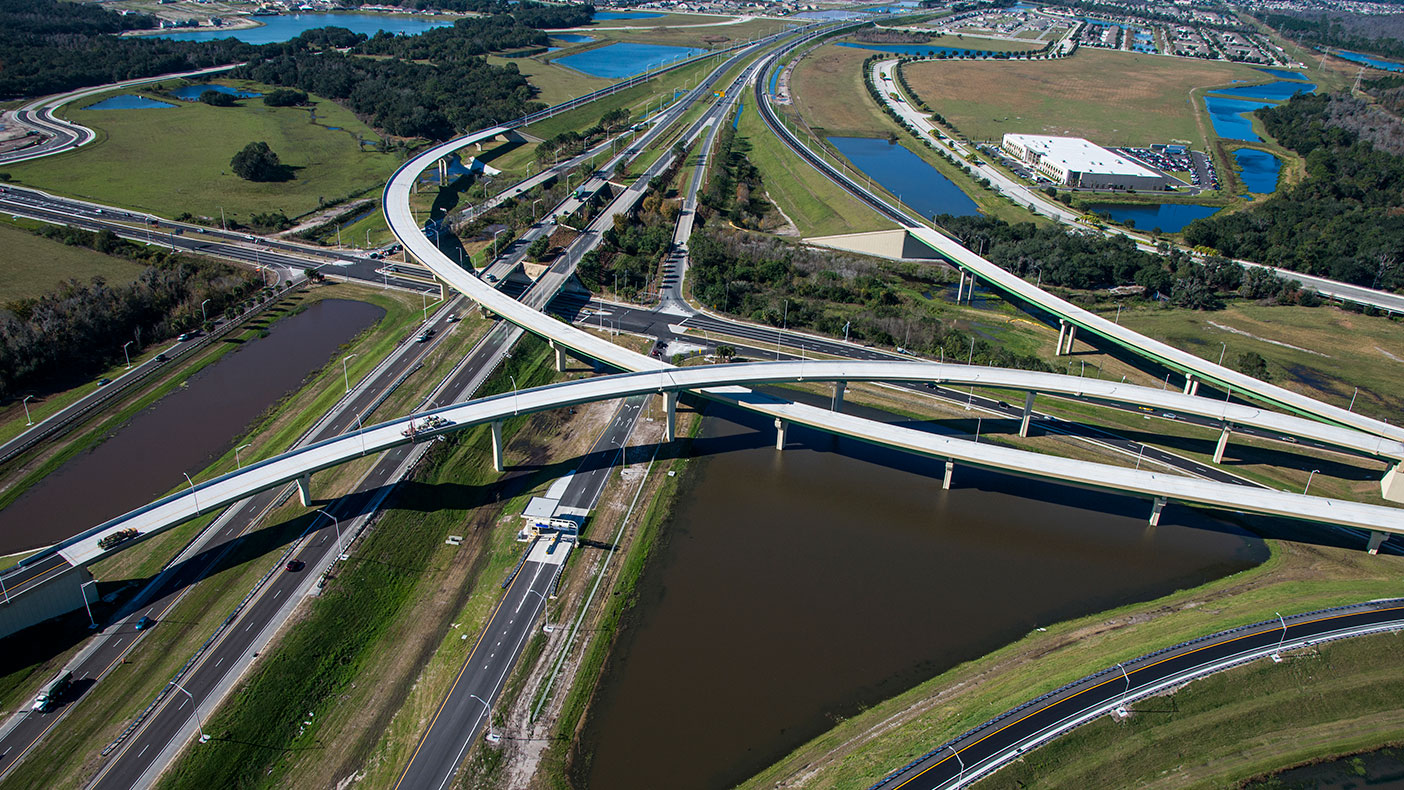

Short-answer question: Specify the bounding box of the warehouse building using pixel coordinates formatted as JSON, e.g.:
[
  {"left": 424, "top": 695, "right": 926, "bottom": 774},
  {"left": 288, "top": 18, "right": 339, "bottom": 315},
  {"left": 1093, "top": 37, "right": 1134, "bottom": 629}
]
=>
[{"left": 1001, "top": 133, "right": 1166, "bottom": 190}]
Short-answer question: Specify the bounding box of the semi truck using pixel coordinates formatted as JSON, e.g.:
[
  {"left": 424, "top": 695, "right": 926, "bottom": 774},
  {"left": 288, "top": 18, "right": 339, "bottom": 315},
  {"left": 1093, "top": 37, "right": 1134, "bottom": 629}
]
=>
[{"left": 32, "top": 671, "right": 73, "bottom": 712}]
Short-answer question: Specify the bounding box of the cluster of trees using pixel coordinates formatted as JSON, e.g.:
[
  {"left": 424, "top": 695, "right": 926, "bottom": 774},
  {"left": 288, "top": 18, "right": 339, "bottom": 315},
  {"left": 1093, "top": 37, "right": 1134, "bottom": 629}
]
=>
[
  {"left": 262, "top": 88, "right": 309, "bottom": 107},
  {"left": 535, "top": 107, "right": 631, "bottom": 164},
  {"left": 689, "top": 227, "right": 1048, "bottom": 369},
  {"left": 700, "top": 124, "right": 769, "bottom": 228},
  {"left": 577, "top": 194, "right": 677, "bottom": 299},
  {"left": 199, "top": 89, "right": 237, "bottom": 107},
  {"left": 354, "top": 0, "right": 594, "bottom": 27},
  {"left": 0, "top": 226, "right": 258, "bottom": 398},
  {"left": 1259, "top": 13, "right": 1404, "bottom": 61},
  {"left": 0, "top": 0, "right": 256, "bottom": 99},
  {"left": 231, "top": 141, "right": 290, "bottom": 182},
  {"left": 1182, "top": 92, "right": 1404, "bottom": 291}
]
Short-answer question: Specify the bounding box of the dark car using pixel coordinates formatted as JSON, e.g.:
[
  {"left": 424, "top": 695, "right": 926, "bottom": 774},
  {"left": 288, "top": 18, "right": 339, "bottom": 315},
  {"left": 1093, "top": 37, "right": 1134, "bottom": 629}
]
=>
[
  {"left": 285, "top": 560, "right": 305, "bottom": 572},
  {"left": 135, "top": 616, "right": 156, "bottom": 631},
  {"left": 154, "top": 353, "right": 168, "bottom": 362}
]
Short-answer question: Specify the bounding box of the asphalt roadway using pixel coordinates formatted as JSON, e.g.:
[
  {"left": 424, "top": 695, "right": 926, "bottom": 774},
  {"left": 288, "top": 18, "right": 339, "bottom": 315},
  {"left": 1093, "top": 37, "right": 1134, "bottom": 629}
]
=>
[
  {"left": 0, "top": 296, "right": 467, "bottom": 783},
  {"left": 395, "top": 396, "right": 646, "bottom": 790},
  {"left": 874, "top": 598, "right": 1404, "bottom": 790}
]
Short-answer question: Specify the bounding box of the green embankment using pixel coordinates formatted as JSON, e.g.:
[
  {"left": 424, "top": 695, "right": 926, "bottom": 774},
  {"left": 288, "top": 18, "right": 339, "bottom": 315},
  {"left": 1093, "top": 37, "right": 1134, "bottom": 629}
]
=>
[{"left": 4, "top": 80, "right": 400, "bottom": 223}]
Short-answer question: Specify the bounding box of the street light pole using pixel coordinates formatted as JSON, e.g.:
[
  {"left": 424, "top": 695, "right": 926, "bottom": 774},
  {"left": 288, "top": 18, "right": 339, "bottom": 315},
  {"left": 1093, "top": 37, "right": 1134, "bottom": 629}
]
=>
[
  {"left": 1117, "top": 661, "right": 1131, "bottom": 710},
  {"left": 318, "top": 508, "right": 344, "bottom": 560},
  {"left": 470, "top": 693, "right": 499, "bottom": 742},
  {"left": 22, "top": 394, "right": 35, "bottom": 426},
  {"left": 1218, "top": 341, "right": 1227, "bottom": 366},
  {"left": 200, "top": 299, "right": 210, "bottom": 326},
  {"left": 173, "top": 684, "right": 212, "bottom": 743},
  {"left": 343, "top": 354, "right": 358, "bottom": 394},
  {"left": 1304, "top": 469, "right": 1321, "bottom": 495},
  {"left": 946, "top": 744, "right": 965, "bottom": 785},
  {"left": 123, "top": 340, "right": 134, "bottom": 369},
  {"left": 81, "top": 579, "right": 98, "bottom": 628},
  {"left": 183, "top": 472, "right": 200, "bottom": 514},
  {"left": 510, "top": 375, "right": 520, "bottom": 415},
  {"left": 235, "top": 443, "right": 252, "bottom": 469}
]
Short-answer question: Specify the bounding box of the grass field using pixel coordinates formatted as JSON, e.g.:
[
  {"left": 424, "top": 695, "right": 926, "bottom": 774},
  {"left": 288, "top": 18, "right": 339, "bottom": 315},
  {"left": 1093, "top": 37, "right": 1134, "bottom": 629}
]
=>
[
  {"left": 587, "top": 12, "right": 731, "bottom": 28},
  {"left": 977, "top": 631, "right": 1404, "bottom": 789},
  {"left": 4, "top": 80, "right": 401, "bottom": 224},
  {"left": 790, "top": 42, "right": 893, "bottom": 138},
  {"left": 883, "top": 33, "right": 1041, "bottom": 52},
  {"left": 902, "top": 49, "right": 1269, "bottom": 146},
  {"left": 593, "top": 18, "right": 799, "bottom": 49},
  {"left": 0, "top": 221, "right": 147, "bottom": 303},
  {"left": 488, "top": 55, "right": 611, "bottom": 106},
  {"left": 526, "top": 55, "right": 720, "bottom": 140}
]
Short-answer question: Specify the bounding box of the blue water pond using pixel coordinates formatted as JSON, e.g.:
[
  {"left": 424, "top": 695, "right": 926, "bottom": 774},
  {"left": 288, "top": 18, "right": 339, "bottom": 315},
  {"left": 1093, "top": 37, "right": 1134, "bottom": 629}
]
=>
[
  {"left": 1206, "top": 79, "right": 1315, "bottom": 101},
  {"left": 1331, "top": 49, "right": 1404, "bottom": 73},
  {"left": 1234, "top": 148, "right": 1282, "bottom": 194},
  {"left": 594, "top": 10, "right": 664, "bottom": 20},
  {"left": 828, "top": 136, "right": 980, "bottom": 219},
  {"left": 555, "top": 42, "right": 705, "bottom": 79},
  {"left": 552, "top": 33, "right": 595, "bottom": 43},
  {"left": 85, "top": 95, "right": 177, "bottom": 110},
  {"left": 1085, "top": 203, "right": 1222, "bottom": 232},
  {"left": 152, "top": 13, "right": 451, "bottom": 44},
  {"left": 170, "top": 83, "right": 262, "bottom": 101},
  {"left": 1204, "top": 95, "right": 1274, "bottom": 142}
]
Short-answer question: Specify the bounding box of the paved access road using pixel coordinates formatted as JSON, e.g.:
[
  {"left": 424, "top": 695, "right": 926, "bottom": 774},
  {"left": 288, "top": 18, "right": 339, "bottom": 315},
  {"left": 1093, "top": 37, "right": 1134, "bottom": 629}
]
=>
[{"left": 873, "top": 599, "right": 1404, "bottom": 790}]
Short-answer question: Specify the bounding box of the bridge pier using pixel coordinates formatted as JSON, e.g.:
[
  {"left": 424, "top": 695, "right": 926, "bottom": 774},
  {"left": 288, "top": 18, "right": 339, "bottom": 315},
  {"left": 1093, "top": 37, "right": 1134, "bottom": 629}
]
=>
[
  {"left": 1055, "top": 320, "right": 1066, "bottom": 356},
  {"left": 1368, "top": 531, "right": 1389, "bottom": 555},
  {"left": 943, "top": 459, "right": 954, "bottom": 490},
  {"left": 663, "top": 391, "right": 677, "bottom": 442},
  {"left": 1149, "top": 496, "right": 1168, "bottom": 526},
  {"left": 775, "top": 418, "right": 788, "bottom": 450},
  {"left": 1383, "top": 463, "right": 1404, "bottom": 503},
  {"left": 296, "top": 473, "right": 312, "bottom": 507},
  {"left": 550, "top": 340, "right": 567, "bottom": 372},
  {"left": 1019, "top": 391, "right": 1036, "bottom": 438},
  {"left": 437, "top": 158, "right": 449, "bottom": 186},
  {"left": 1183, "top": 374, "right": 1197, "bottom": 396},
  {"left": 957, "top": 272, "right": 968, "bottom": 303},
  {"left": 832, "top": 380, "right": 846, "bottom": 412},
  {"left": 1213, "top": 425, "right": 1232, "bottom": 464},
  {"left": 1063, "top": 324, "right": 1077, "bottom": 355},
  {"left": 491, "top": 420, "right": 504, "bottom": 472}
]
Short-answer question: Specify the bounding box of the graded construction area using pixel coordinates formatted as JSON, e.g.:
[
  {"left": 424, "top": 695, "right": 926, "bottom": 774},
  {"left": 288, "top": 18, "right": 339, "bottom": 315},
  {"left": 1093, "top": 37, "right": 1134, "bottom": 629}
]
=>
[
  {"left": 900, "top": 49, "right": 1273, "bottom": 147},
  {"left": 2, "top": 81, "right": 399, "bottom": 222}
]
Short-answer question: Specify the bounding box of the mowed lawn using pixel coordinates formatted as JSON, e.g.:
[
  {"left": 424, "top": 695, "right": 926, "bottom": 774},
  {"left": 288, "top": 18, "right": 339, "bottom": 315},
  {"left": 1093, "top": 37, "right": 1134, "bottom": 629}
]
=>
[
  {"left": 488, "top": 55, "right": 610, "bottom": 106},
  {"left": 790, "top": 42, "right": 894, "bottom": 137},
  {"left": 903, "top": 49, "right": 1267, "bottom": 146},
  {"left": 5, "top": 83, "right": 400, "bottom": 223},
  {"left": 0, "top": 222, "right": 147, "bottom": 303}
]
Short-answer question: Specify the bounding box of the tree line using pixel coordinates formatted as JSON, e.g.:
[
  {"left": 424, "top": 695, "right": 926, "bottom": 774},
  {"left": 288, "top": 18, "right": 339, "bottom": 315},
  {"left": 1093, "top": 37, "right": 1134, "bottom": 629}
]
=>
[
  {"left": 1183, "top": 92, "right": 1404, "bottom": 291},
  {"left": 1, "top": 225, "right": 259, "bottom": 399}
]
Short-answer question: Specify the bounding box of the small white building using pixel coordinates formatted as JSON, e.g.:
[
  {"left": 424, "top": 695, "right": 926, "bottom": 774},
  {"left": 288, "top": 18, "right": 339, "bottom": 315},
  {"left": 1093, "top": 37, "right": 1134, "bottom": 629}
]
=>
[{"left": 1001, "top": 133, "right": 1165, "bottom": 190}]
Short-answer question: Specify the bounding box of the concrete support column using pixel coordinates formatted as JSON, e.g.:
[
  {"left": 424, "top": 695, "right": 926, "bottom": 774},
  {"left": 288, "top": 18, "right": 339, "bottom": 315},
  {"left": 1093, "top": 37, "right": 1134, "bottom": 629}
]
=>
[
  {"left": 1063, "top": 324, "right": 1077, "bottom": 355},
  {"left": 1189, "top": 380, "right": 1200, "bottom": 397},
  {"left": 663, "top": 391, "right": 677, "bottom": 442},
  {"left": 943, "top": 459, "right": 955, "bottom": 490},
  {"left": 1055, "top": 320, "right": 1066, "bottom": 357},
  {"left": 956, "top": 272, "right": 967, "bottom": 303},
  {"left": 1149, "top": 496, "right": 1168, "bottom": 526},
  {"left": 1383, "top": 462, "right": 1404, "bottom": 503},
  {"left": 550, "top": 340, "right": 566, "bottom": 373},
  {"left": 296, "top": 473, "right": 312, "bottom": 507},
  {"left": 964, "top": 274, "right": 976, "bottom": 303},
  {"left": 1183, "top": 374, "right": 1195, "bottom": 395},
  {"left": 1367, "top": 530, "right": 1389, "bottom": 555},
  {"left": 1213, "top": 425, "right": 1232, "bottom": 464},
  {"left": 774, "top": 418, "right": 788, "bottom": 451},
  {"left": 491, "top": 420, "right": 504, "bottom": 472},
  {"left": 437, "top": 158, "right": 448, "bottom": 185},
  {"left": 832, "top": 380, "right": 846, "bottom": 412},
  {"left": 1019, "top": 391, "right": 1036, "bottom": 438}
]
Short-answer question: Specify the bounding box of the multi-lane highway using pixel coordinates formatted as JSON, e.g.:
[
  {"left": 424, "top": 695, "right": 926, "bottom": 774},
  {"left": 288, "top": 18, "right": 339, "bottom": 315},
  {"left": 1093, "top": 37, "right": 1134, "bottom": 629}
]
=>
[
  {"left": 0, "top": 294, "right": 468, "bottom": 781},
  {"left": 872, "top": 599, "right": 1404, "bottom": 790},
  {"left": 395, "top": 396, "right": 647, "bottom": 790}
]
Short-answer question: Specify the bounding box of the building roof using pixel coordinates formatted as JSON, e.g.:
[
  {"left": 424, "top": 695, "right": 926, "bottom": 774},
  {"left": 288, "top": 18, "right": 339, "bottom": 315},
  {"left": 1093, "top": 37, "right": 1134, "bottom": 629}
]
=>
[{"left": 1003, "top": 133, "right": 1160, "bottom": 178}]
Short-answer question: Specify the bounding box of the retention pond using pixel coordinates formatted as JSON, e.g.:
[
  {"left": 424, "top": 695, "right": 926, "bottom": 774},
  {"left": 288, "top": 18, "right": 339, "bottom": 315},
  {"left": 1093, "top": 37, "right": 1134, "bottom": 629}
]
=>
[
  {"left": 0, "top": 298, "right": 384, "bottom": 554},
  {"left": 581, "top": 391, "right": 1267, "bottom": 790}
]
